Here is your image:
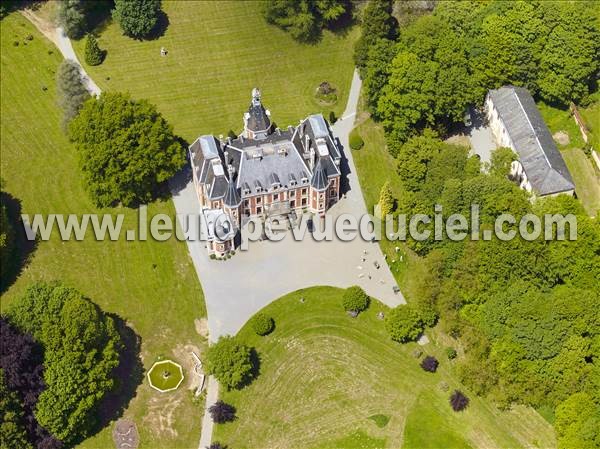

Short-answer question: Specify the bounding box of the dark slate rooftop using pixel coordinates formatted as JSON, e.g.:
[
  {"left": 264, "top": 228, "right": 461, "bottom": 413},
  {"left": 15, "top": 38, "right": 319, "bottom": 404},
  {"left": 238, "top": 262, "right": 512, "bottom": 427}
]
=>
[{"left": 489, "top": 86, "right": 575, "bottom": 195}]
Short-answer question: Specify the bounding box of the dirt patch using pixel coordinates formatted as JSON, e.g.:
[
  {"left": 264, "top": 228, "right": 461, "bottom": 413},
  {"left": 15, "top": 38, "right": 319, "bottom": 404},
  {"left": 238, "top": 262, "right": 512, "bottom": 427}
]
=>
[
  {"left": 553, "top": 131, "right": 570, "bottom": 146},
  {"left": 142, "top": 394, "right": 183, "bottom": 439},
  {"left": 172, "top": 344, "right": 204, "bottom": 392},
  {"left": 445, "top": 134, "right": 470, "bottom": 147},
  {"left": 194, "top": 318, "right": 209, "bottom": 338}
]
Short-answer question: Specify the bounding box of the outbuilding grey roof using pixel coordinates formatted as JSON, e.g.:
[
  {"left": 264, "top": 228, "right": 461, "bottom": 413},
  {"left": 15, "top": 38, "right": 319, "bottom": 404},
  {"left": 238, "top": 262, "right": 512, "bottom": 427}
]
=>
[{"left": 488, "top": 86, "right": 574, "bottom": 195}]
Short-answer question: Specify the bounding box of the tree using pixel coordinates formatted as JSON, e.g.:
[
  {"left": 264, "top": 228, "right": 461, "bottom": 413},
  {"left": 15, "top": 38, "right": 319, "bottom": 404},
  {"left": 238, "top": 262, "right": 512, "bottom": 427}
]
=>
[
  {"left": 395, "top": 129, "right": 443, "bottom": 191},
  {"left": 56, "top": 59, "right": 90, "bottom": 127},
  {"left": 341, "top": 286, "right": 369, "bottom": 313},
  {"left": 450, "top": 390, "right": 469, "bottom": 411},
  {"left": 354, "top": 0, "right": 397, "bottom": 70},
  {"left": 263, "top": 0, "right": 349, "bottom": 43},
  {"left": 378, "top": 181, "right": 394, "bottom": 217},
  {"left": 113, "top": 0, "right": 161, "bottom": 39},
  {"left": 385, "top": 305, "right": 424, "bottom": 343},
  {"left": 57, "top": 0, "right": 86, "bottom": 39},
  {"left": 250, "top": 313, "right": 274, "bottom": 336},
  {"left": 84, "top": 34, "right": 103, "bottom": 66},
  {"left": 489, "top": 147, "right": 516, "bottom": 177},
  {"left": 0, "top": 317, "right": 59, "bottom": 448},
  {"left": 69, "top": 92, "right": 186, "bottom": 207},
  {"left": 555, "top": 393, "right": 600, "bottom": 449},
  {"left": 420, "top": 355, "right": 439, "bottom": 373},
  {"left": 0, "top": 369, "right": 33, "bottom": 449},
  {"left": 208, "top": 400, "right": 236, "bottom": 424},
  {"left": 205, "top": 336, "right": 254, "bottom": 390},
  {"left": 7, "top": 283, "right": 121, "bottom": 445}
]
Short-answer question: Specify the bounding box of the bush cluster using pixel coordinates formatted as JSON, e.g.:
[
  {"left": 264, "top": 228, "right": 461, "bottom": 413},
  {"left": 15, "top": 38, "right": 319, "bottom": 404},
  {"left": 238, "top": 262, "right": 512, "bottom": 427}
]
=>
[{"left": 384, "top": 305, "right": 424, "bottom": 343}]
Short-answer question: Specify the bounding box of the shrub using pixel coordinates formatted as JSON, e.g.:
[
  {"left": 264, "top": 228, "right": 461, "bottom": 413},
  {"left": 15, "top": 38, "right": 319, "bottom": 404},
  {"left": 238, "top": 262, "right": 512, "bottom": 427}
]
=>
[
  {"left": 205, "top": 336, "right": 254, "bottom": 390},
  {"left": 446, "top": 347, "right": 457, "bottom": 360},
  {"left": 378, "top": 181, "right": 394, "bottom": 217},
  {"left": 56, "top": 60, "right": 90, "bottom": 127},
  {"left": 207, "top": 443, "right": 227, "bottom": 449},
  {"left": 385, "top": 305, "right": 424, "bottom": 343},
  {"left": 69, "top": 92, "right": 186, "bottom": 207},
  {"left": 250, "top": 313, "right": 274, "bottom": 336},
  {"left": 342, "top": 286, "right": 369, "bottom": 313},
  {"left": 208, "top": 400, "right": 236, "bottom": 423},
  {"left": 84, "top": 34, "right": 103, "bottom": 66},
  {"left": 329, "top": 110, "right": 337, "bottom": 124},
  {"left": 113, "top": 0, "right": 161, "bottom": 39},
  {"left": 349, "top": 129, "right": 364, "bottom": 150},
  {"left": 420, "top": 355, "right": 439, "bottom": 373},
  {"left": 450, "top": 390, "right": 469, "bottom": 411}
]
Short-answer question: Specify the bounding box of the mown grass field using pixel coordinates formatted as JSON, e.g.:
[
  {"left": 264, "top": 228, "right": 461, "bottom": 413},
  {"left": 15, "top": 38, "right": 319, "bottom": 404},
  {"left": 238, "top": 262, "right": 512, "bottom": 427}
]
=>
[
  {"left": 538, "top": 101, "right": 600, "bottom": 216},
  {"left": 1, "top": 14, "right": 205, "bottom": 449},
  {"left": 72, "top": 0, "right": 359, "bottom": 142},
  {"left": 213, "top": 287, "right": 556, "bottom": 449}
]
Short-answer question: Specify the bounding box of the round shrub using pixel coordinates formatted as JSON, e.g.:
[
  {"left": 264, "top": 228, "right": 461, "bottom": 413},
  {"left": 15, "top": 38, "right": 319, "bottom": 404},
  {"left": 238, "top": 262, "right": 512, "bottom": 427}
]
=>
[
  {"left": 208, "top": 400, "right": 236, "bottom": 423},
  {"left": 349, "top": 129, "right": 364, "bottom": 150},
  {"left": 450, "top": 390, "right": 469, "bottom": 411},
  {"left": 342, "top": 286, "right": 369, "bottom": 313},
  {"left": 250, "top": 313, "right": 274, "bottom": 336},
  {"left": 446, "top": 347, "right": 457, "bottom": 360},
  {"left": 384, "top": 305, "right": 424, "bottom": 343},
  {"left": 420, "top": 355, "right": 439, "bottom": 373}
]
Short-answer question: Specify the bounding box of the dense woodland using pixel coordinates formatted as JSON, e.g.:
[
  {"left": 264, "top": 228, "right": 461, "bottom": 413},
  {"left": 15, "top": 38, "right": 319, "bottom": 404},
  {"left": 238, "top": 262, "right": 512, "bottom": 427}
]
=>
[{"left": 355, "top": 2, "right": 600, "bottom": 448}]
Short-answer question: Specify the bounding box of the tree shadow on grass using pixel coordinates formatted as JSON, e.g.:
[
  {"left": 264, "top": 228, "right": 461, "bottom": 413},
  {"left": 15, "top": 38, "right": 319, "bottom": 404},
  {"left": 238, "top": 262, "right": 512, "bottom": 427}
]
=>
[
  {"left": 326, "top": 4, "right": 357, "bottom": 39},
  {"left": 242, "top": 348, "right": 261, "bottom": 389},
  {"left": 145, "top": 10, "right": 169, "bottom": 41},
  {"left": 0, "top": 191, "right": 38, "bottom": 294},
  {"left": 90, "top": 314, "right": 144, "bottom": 439}
]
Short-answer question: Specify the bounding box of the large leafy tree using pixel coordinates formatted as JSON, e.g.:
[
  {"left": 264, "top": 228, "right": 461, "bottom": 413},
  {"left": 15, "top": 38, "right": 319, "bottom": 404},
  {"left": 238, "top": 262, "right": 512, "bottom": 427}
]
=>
[
  {"left": 112, "top": 0, "right": 161, "bottom": 39},
  {"left": 69, "top": 92, "right": 185, "bottom": 207},
  {"left": 7, "top": 283, "right": 121, "bottom": 445},
  {"left": 555, "top": 392, "right": 600, "bottom": 449},
  {"left": 205, "top": 336, "right": 254, "bottom": 390},
  {"left": 385, "top": 305, "right": 424, "bottom": 343},
  {"left": 263, "top": 0, "right": 349, "bottom": 43}
]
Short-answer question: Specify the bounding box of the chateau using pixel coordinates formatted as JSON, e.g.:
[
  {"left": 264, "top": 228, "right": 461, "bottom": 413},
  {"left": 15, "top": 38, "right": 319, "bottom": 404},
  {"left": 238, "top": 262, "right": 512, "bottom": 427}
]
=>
[{"left": 189, "top": 89, "right": 342, "bottom": 257}]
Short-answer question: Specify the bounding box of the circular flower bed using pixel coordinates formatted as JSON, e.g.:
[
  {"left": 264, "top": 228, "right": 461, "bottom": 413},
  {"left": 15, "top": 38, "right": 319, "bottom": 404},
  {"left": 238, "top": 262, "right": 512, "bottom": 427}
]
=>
[{"left": 147, "top": 360, "right": 184, "bottom": 393}]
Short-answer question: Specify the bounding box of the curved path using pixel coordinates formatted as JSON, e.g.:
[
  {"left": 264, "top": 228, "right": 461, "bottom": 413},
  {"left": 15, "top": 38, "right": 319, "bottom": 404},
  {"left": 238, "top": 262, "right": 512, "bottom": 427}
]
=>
[
  {"left": 173, "top": 70, "right": 407, "bottom": 448},
  {"left": 22, "top": 12, "right": 406, "bottom": 448}
]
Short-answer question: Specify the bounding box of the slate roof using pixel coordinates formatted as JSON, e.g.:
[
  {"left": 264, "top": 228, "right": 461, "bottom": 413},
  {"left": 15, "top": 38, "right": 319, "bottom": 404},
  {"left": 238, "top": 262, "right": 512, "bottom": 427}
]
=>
[
  {"left": 189, "top": 96, "right": 342, "bottom": 202},
  {"left": 311, "top": 159, "right": 329, "bottom": 190},
  {"left": 489, "top": 86, "right": 575, "bottom": 195}
]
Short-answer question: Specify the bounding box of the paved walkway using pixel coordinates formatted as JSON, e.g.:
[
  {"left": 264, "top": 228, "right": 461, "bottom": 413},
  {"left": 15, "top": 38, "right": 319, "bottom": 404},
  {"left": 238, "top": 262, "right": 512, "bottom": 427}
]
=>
[
  {"left": 21, "top": 10, "right": 101, "bottom": 96},
  {"left": 171, "top": 70, "right": 406, "bottom": 448},
  {"left": 467, "top": 106, "right": 496, "bottom": 165}
]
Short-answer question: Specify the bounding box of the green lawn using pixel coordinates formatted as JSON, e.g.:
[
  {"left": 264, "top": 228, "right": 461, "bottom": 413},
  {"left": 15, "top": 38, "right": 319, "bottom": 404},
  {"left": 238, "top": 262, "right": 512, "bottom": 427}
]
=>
[
  {"left": 1, "top": 14, "right": 205, "bottom": 448},
  {"left": 72, "top": 0, "right": 359, "bottom": 142},
  {"left": 351, "top": 102, "right": 429, "bottom": 303},
  {"left": 537, "top": 100, "right": 600, "bottom": 216},
  {"left": 213, "top": 287, "right": 556, "bottom": 449},
  {"left": 561, "top": 148, "right": 600, "bottom": 217}
]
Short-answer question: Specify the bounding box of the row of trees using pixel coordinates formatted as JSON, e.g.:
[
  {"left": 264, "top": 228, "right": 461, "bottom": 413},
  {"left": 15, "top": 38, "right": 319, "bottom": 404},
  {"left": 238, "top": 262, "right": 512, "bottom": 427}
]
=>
[
  {"left": 1, "top": 283, "right": 124, "bottom": 447},
  {"left": 357, "top": 0, "right": 600, "bottom": 144},
  {"left": 58, "top": 0, "right": 163, "bottom": 40}
]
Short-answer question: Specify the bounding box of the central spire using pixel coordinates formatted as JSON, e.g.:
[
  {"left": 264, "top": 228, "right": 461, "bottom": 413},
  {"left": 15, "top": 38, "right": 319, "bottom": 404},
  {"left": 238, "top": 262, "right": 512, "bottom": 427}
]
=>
[{"left": 243, "top": 87, "right": 272, "bottom": 140}]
